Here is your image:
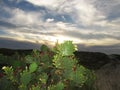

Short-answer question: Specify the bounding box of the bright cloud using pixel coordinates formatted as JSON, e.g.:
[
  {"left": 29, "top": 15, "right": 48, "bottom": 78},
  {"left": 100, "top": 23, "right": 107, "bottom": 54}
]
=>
[
  {"left": 46, "top": 18, "right": 54, "bottom": 22},
  {"left": 27, "top": 0, "right": 106, "bottom": 26},
  {"left": 9, "top": 8, "right": 42, "bottom": 25},
  {"left": 26, "top": 0, "right": 59, "bottom": 7}
]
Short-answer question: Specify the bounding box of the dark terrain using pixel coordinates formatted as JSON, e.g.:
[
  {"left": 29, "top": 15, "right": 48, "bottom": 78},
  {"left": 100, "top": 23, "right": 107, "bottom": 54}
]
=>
[
  {"left": 0, "top": 48, "right": 120, "bottom": 70},
  {"left": 0, "top": 48, "right": 120, "bottom": 90},
  {"left": 0, "top": 48, "right": 33, "bottom": 56}
]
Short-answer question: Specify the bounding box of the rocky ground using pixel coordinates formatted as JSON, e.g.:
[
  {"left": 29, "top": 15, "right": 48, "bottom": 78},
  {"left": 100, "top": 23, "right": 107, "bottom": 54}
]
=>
[{"left": 95, "top": 60, "right": 120, "bottom": 90}]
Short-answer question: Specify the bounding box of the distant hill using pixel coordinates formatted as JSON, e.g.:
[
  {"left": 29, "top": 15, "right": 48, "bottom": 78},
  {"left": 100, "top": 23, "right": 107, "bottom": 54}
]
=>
[
  {"left": 75, "top": 51, "right": 120, "bottom": 69},
  {"left": 74, "top": 51, "right": 111, "bottom": 69},
  {"left": 0, "top": 48, "right": 33, "bottom": 56},
  {"left": 0, "top": 48, "right": 120, "bottom": 70}
]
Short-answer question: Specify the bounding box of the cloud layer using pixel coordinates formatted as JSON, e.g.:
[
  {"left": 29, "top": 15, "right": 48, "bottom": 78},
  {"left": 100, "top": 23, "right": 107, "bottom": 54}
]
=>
[{"left": 0, "top": 0, "right": 120, "bottom": 53}]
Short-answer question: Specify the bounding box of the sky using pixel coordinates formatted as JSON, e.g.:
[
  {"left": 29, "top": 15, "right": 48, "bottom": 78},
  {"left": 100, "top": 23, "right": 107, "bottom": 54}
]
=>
[{"left": 0, "top": 0, "right": 120, "bottom": 54}]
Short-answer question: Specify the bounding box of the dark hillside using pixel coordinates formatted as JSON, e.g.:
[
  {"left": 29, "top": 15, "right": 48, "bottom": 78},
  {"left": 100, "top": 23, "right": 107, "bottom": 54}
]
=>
[
  {"left": 0, "top": 48, "right": 33, "bottom": 56},
  {"left": 74, "top": 51, "right": 111, "bottom": 69}
]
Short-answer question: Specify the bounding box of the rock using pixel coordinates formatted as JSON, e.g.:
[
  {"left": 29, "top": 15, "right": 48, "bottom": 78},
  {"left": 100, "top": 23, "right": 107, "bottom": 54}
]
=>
[{"left": 95, "top": 61, "right": 120, "bottom": 90}]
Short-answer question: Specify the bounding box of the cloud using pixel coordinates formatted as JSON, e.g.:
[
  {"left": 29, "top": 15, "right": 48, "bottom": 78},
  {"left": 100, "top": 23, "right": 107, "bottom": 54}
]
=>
[
  {"left": 46, "top": 18, "right": 54, "bottom": 22},
  {"left": 93, "top": 0, "right": 120, "bottom": 19},
  {"left": 77, "top": 43, "right": 120, "bottom": 54},
  {"left": 27, "top": 0, "right": 106, "bottom": 26},
  {"left": 9, "top": 8, "right": 42, "bottom": 25},
  {"left": 0, "top": 37, "right": 41, "bottom": 49},
  {"left": 0, "top": 20, "right": 16, "bottom": 28},
  {"left": 0, "top": 0, "right": 120, "bottom": 52},
  {"left": 26, "top": 0, "right": 60, "bottom": 8}
]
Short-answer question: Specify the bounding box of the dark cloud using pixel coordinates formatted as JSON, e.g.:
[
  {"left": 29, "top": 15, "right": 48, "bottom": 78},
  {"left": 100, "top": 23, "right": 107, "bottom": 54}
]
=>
[
  {"left": 0, "top": 20, "right": 16, "bottom": 28},
  {"left": 0, "top": 0, "right": 47, "bottom": 12},
  {"left": 0, "top": 37, "right": 41, "bottom": 49},
  {"left": 107, "top": 5, "right": 120, "bottom": 20},
  {"left": 63, "top": 30, "right": 120, "bottom": 40},
  {"left": 77, "top": 44, "right": 120, "bottom": 54},
  {"left": 94, "top": 0, "right": 120, "bottom": 20},
  {"left": 0, "top": 37, "right": 119, "bottom": 54}
]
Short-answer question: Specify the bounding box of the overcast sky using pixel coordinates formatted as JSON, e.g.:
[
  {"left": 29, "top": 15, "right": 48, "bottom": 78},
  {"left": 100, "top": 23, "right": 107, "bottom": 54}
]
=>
[{"left": 0, "top": 0, "right": 120, "bottom": 54}]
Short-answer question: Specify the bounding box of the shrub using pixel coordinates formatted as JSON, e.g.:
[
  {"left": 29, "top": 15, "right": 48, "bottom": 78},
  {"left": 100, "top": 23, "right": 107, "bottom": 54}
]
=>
[{"left": 0, "top": 41, "right": 95, "bottom": 90}]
